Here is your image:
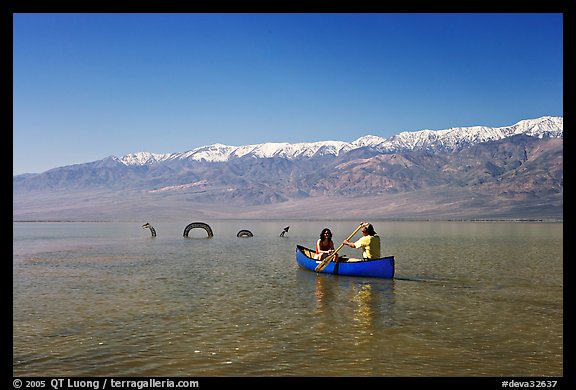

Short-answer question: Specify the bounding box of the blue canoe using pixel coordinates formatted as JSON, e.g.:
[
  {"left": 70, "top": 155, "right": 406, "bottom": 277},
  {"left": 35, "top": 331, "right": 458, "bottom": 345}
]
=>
[{"left": 296, "top": 245, "right": 395, "bottom": 279}]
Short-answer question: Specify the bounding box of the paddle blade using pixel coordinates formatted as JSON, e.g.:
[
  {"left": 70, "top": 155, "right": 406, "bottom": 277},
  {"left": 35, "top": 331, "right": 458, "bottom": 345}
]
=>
[{"left": 314, "top": 253, "right": 335, "bottom": 272}]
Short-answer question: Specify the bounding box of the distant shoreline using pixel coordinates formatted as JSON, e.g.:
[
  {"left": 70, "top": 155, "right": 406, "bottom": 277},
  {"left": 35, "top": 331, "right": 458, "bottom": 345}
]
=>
[{"left": 12, "top": 218, "right": 563, "bottom": 223}]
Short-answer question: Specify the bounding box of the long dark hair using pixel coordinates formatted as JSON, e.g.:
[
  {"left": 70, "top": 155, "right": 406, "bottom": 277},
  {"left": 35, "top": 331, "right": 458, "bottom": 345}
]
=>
[{"left": 319, "top": 228, "right": 333, "bottom": 239}]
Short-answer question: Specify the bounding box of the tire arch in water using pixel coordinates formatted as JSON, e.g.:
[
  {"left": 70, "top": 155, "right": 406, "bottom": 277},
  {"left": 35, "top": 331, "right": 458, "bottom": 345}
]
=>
[
  {"left": 237, "top": 229, "right": 253, "bottom": 237},
  {"left": 183, "top": 222, "right": 214, "bottom": 238}
]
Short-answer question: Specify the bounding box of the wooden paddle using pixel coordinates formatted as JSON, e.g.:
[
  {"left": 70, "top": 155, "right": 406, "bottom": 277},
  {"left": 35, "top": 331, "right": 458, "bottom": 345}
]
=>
[{"left": 315, "top": 222, "right": 368, "bottom": 272}]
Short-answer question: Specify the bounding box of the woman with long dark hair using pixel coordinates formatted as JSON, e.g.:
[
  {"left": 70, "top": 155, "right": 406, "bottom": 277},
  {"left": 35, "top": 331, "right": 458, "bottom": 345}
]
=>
[{"left": 314, "top": 228, "right": 338, "bottom": 261}]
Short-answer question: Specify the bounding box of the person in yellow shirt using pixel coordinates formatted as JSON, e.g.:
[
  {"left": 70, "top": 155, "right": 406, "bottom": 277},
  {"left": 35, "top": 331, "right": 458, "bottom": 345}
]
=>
[{"left": 342, "top": 223, "right": 381, "bottom": 260}]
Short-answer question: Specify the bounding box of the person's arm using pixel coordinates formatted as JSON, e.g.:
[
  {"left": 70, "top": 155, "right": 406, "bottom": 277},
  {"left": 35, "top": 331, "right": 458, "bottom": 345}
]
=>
[{"left": 342, "top": 240, "right": 354, "bottom": 248}]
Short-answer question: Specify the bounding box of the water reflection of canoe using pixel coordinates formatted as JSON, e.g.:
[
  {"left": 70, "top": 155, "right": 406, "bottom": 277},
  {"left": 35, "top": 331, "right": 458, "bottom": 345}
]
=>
[{"left": 296, "top": 245, "right": 395, "bottom": 279}]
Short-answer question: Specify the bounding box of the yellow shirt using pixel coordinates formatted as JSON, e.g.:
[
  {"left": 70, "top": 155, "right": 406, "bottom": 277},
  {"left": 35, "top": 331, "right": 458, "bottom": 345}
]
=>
[{"left": 354, "top": 235, "right": 381, "bottom": 259}]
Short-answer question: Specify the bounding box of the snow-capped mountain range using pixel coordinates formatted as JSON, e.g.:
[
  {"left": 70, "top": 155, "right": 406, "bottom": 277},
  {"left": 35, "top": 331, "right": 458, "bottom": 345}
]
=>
[
  {"left": 13, "top": 116, "right": 563, "bottom": 221},
  {"left": 118, "top": 116, "right": 563, "bottom": 167}
]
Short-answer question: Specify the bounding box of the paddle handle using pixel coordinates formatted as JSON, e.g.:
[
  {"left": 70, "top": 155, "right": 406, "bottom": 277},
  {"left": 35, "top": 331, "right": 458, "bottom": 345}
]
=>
[{"left": 314, "top": 222, "right": 367, "bottom": 272}]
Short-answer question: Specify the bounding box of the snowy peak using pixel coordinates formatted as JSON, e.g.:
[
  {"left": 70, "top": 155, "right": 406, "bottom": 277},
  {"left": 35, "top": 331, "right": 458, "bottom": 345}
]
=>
[
  {"left": 351, "top": 135, "right": 386, "bottom": 147},
  {"left": 120, "top": 152, "right": 172, "bottom": 165},
  {"left": 119, "top": 116, "right": 562, "bottom": 166},
  {"left": 376, "top": 116, "right": 563, "bottom": 152},
  {"left": 508, "top": 116, "right": 563, "bottom": 137},
  {"left": 172, "top": 144, "right": 236, "bottom": 162},
  {"left": 221, "top": 140, "right": 352, "bottom": 159},
  {"left": 119, "top": 140, "right": 344, "bottom": 166}
]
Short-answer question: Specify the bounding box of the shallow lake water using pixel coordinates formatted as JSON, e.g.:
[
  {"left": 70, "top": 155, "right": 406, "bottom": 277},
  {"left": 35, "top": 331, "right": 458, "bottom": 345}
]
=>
[{"left": 13, "top": 220, "right": 563, "bottom": 377}]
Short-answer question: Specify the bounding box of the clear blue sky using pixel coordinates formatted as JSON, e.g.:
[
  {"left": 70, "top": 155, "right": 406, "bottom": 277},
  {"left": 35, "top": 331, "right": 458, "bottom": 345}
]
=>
[{"left": 13, "top": 13, "right": 563, "bottom": 175}]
